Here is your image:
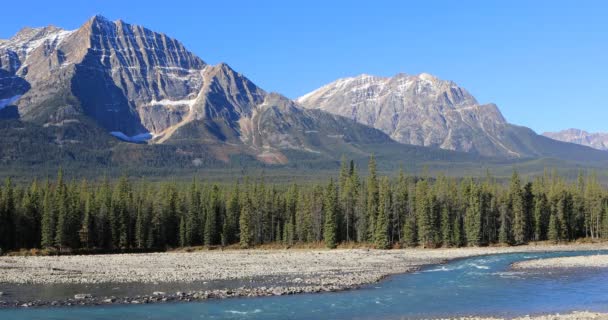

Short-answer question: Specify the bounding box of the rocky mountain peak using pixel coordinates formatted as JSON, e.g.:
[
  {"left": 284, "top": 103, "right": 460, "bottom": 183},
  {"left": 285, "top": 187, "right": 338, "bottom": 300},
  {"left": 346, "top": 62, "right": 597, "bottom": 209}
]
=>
[
  {"left": 0, "top": 25, "right": 74, "bottom": 63},
  {"left": 297, "top": 73, "right": 514, "bottom": 156}
]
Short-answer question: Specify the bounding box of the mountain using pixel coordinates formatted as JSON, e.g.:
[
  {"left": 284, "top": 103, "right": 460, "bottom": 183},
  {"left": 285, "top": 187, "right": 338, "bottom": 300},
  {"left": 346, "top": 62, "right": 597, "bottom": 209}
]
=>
[
  {"left": 297, "top": 73, "right": 608, "bottom": 162},
  {"left": 1, "top": 15, "right": 608, "bottom": 178},
  {"left": 543, "top": 129, "right": 608, "bottom": 151},
  {"left": 0, "top": 15, "right": 478, "bottom": 172}
]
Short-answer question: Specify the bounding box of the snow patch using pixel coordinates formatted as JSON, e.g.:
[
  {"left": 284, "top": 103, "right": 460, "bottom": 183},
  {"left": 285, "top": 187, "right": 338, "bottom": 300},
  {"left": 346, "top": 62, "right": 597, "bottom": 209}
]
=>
[
  {"left": 0, "top": 95, "right": 21, "bottom": 110},
  {"left": 3, "top": 29, "right": 75, "bottom": 59},
  {"left": 110, "top": 131, "right": 154, "bottom": 143},
  {"left": 145, "top": 97, "right": 197, "bottom": 108}
]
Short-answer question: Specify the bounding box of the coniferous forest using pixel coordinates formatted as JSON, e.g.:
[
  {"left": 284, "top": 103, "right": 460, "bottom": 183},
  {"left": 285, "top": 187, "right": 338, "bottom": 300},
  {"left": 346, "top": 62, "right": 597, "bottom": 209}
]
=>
[{"left": 1, "top": 155, "right": 608, "bottom": 254}]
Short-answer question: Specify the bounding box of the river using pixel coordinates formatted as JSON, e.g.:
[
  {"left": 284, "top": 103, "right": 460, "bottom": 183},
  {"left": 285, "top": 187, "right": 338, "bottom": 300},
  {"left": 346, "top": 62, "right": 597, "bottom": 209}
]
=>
[{"left": 1, "top": 250, "right": 607, "bottom": 319}]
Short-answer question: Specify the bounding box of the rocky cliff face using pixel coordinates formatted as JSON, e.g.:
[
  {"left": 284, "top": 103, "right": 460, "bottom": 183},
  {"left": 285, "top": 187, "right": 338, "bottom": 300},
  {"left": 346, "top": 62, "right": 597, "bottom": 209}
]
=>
[
  {"left": 2, "top": 15, "right": 607, "bottom": 168},
  {"left": 297, "top": 73, "right": 525, "bottom": 157},
  {"left": 543, "top": 129, "right": 608, "bottom": 151},
  {"left": 0, "top": 15, "right": 397, "bottom": 164},
  {"left": 0, "top": 15, "right": 210, "bottom": 135}
]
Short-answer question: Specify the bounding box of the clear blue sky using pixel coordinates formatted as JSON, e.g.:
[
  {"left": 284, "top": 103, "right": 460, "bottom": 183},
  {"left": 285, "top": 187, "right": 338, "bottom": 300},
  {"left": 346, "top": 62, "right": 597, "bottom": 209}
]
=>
[{"left": 2, "top": 0, "right": 607, "bottom": 133}]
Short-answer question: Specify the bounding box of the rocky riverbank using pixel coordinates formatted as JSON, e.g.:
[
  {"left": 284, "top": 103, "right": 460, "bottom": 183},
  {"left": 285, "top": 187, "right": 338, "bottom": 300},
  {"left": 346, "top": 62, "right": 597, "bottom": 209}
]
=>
[
  {"left": 462, "top": 311, "right": 608, "bottom": 319},
  {"left": 0, "top": 243, "right": 607, "bottom": 308}
]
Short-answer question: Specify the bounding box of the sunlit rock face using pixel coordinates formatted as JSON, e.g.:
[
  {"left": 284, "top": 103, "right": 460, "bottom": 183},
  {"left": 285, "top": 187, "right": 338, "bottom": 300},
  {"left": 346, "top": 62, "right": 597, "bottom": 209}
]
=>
[
  {"left": 297, "top": 73, "right": 529, "bottom": 157},
  {"left": 0, "top": 15, "right": 395, "bottom": 163}
]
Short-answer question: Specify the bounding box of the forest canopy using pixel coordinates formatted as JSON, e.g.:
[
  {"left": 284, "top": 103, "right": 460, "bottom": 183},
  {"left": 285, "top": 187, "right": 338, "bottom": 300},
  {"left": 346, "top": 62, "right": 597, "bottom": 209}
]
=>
[{"left": 1, "top": 156, "right": 607, "bottom": 253}]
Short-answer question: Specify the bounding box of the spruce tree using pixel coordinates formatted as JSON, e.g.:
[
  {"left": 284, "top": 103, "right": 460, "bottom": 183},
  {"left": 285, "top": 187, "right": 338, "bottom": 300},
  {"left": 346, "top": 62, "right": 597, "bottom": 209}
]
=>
[
  {"left": 374, "top": 177, "right": 390, "bottom": 249},
  {"left": 323, "top": 179, "right": 338, "bottom": 249},
  {"left": 185, "top": 179, "right": 201, "bottom": 246},
  {"left": 54, "top": 171, "right": 69, "bottom": 249},
  {"left": 366, "top": 155, "right": 379, "bottom": 242},
  {"left": 440, "top": 204, "right": 453, "bottom": 247},
  {"left": 548, "top": 212, "right": 560, "bottom": 243},
  {"left": 79, "top": 192, "right": 94, "bottom": 248},
  {"left": 393, "top": 169, "right": 408, "bottom": 245},
  {"left": 135, "top": 197, "right": 147, "bottom": 249},
  {"left": 239, "top": 196, "right": 252, "bottom": 248},
  {"left": 40, "top": 180, "right": 55, "bottom": 248},
  {"left": 498, "top": 199, "right": 511, "bottom": 245},
  {"left": 510, "top": 171, "right": 527, "bottom": 245},
  {"left": 205, "top": 185, "right": 221, "bottom": 246},
  {"left": 223, "top": 184, "right": 240, "bottom": 246},
  {"left": 0, "top": 178, "right": 16, "bottom": 251},
  {"left": 416, "top": 179, "right": 437, "bottom": 247},
  {"left": 465, "top": 183, "right": 482, "bottom": 246}
]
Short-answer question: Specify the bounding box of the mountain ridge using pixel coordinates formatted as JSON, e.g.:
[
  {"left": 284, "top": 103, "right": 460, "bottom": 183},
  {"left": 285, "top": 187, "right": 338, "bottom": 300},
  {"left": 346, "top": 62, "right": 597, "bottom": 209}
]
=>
[
  {"left": 543, "top": 129, "right": 608, "bottom": 151},
  {"left": 0, "top": 15, "right": 414, "bottom": 166},
  {"left": 1, "top": 15, "right": 608, "bottom": 176},
  {"left": 296, "top": 73, "right": 606, "bottom": 162}
]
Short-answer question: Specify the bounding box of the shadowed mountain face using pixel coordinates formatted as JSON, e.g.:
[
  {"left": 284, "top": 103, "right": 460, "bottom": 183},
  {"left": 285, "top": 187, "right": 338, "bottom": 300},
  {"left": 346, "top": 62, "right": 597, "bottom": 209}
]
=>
[{"left": 543, "top": 129, "right": 608, "bottom": 151}]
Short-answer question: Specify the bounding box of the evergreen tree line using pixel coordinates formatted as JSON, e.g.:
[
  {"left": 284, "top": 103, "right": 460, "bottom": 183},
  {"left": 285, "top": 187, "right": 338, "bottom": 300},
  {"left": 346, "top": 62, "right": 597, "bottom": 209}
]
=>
[{"left": 1, "top": 158, "right": 608, "bottom": 253}]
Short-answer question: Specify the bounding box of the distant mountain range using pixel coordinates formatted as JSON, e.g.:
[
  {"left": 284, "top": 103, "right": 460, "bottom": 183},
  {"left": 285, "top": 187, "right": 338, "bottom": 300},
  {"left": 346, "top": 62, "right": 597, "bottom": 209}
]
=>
[
  {"left": 543, "top": 129, "right": 608, "bottom": 151},
  {"left": 0, "top": 15, "right": 607, "bottom": 176}
]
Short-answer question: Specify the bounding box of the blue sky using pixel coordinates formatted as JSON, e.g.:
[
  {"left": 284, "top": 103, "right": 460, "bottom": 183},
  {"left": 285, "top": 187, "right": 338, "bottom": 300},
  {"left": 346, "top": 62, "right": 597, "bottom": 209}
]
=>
[{"left": 2, "top": 0, "right": 607, "bottom": 133}]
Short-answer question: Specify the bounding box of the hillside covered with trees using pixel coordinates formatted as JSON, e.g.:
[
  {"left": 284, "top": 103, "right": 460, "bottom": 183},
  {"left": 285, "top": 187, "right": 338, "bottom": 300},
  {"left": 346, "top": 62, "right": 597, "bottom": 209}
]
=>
[{"left": 1, "top": 156, "right": 607, "bottom": 254}]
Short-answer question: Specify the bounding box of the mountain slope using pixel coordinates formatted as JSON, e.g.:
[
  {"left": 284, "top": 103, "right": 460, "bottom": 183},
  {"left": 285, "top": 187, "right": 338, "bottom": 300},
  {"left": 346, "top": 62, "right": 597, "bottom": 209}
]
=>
[
  {"left": 297, "top": 73, "right": 607, "bottom": 162},
  {"left": 1, "top": 15, "right": 459, "bottom": 168},
  {"left": 1, "top": 15, "right": 608, "bottom": 177},
  {"left": 543, "top": 129, "right": 608, "bottom": 151}
]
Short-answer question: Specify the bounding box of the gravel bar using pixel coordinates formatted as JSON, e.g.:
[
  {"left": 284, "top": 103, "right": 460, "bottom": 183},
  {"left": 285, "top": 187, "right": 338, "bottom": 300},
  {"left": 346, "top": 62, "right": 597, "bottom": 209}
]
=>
[
  {"left": 512, "top": 254, "right": 608, "bottom": 270},
  {"left": 0, "top": 243, "right": 607, "bottom": 309}
]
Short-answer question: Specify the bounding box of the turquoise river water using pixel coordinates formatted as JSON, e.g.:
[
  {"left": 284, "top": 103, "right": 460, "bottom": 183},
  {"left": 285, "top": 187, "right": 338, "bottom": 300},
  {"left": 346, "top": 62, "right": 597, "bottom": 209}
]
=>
[{"left": 1, "top": 250, "right": 608, "bottom": 319}]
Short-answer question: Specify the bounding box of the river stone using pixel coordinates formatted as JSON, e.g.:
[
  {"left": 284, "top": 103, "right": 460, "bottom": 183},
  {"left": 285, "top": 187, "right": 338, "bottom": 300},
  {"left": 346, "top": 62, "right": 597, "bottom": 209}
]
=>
[
  {"left": 152, "top": 291, "right": 166, "bottom": 296},
  {"left": 74, "top": 293, "right": 92, "bottom": 300}
]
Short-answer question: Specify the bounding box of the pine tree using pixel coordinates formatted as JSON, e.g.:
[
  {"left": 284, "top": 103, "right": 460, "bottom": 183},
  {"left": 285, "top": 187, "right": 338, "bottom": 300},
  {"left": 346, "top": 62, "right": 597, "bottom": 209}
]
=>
[
  {"left": 366, "top": 155, "right": 379, "bottom": 242},
  {"left": 323, "top": 179, "right": 338, "bottom": 249},
  {"left": 374, "top": 177, "right": 390, "bottom": 249},
  {"left": 510, "top": 171, "right": 527, "bottom": 245},
  {"left": 465, "top": 183, "right": 482, "bottom": 246},
  {"left": 17, "top": 180, "right": 41, "bottom": 249},
  {"left": 205, "top": 185, "right": 222, "bottom": 246},
  {"left": 79, "top": 192, "right": 94, "bottom": 248},
  {"left": 239, "top": 195, "right": 252, "bottom": 248},
  {"left": 54, "top": 171, "right": 70, "bottom": 249},
  {"left": 184, "top": 179, "right": 201, "bottom": 246},
  {"left": 223, "top": 184, "right": 240, "bottom": 246},
  {"left": 135, "top": 196, "right": 147, "bottom": 249},
  {"left": 498, "top": 198, "right": 511, "bottom": 245},
  {"left": 113, "top": 176, "right": 131, "bottom": 249},
  {"left": 403, "top": 182, "right": 417, "bottom": 247},
  {"left": 440, "top": 204, "right": 453, "bottom": 247},
  {"left": 393, "top": 169, "right": 408, "bottom": 245},
  {"left": 548, "top": 212, "right": 559, "bottom": 243},
  {"left": 0, "top": 178, "right": 16, "bottom": 251},
  {"left": 40, "top": 180, "right": 55, "bottom": 248},
  {"left": 416, "top": 179, "right": 438, "bottom": 247}
]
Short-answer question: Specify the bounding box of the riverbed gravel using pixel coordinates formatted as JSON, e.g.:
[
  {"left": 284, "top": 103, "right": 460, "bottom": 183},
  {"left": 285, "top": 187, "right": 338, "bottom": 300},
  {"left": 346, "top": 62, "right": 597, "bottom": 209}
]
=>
[
  {"left": 0, "top": 243, "right": 607, "bottom": 309},
  {"left": 1, "top": 244, "right": 606, "bottom": 286},
  {"left": 512, "top": 254, "right": 608, "bottom": 270}
]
